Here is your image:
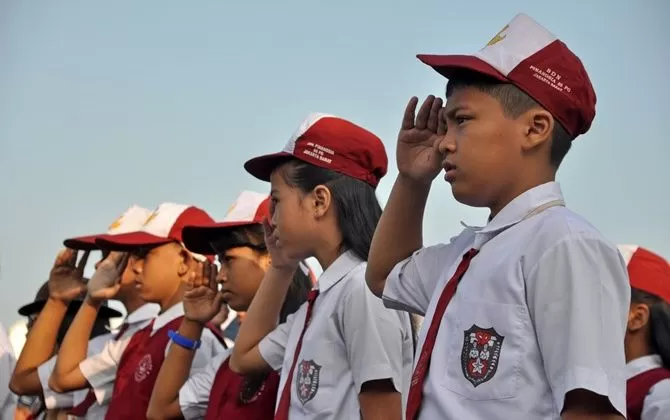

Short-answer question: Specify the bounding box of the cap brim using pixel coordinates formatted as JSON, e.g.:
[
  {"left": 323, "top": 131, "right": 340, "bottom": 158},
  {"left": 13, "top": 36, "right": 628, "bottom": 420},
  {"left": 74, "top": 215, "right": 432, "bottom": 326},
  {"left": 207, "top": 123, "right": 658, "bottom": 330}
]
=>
[
  {"left": 182, "top": 221, "right": 259, "bottom": 255},
  {"left": 18, "top": 300, "right": 123, "bottom": 318},
  {"left": 95, "top": 232, "right": 172, "bottom": 251},
  {"left": 416, "top": 54, "right": 508, "bottom": 82},
  {"left": 63, "top": 234, "right": 105, "bottom": 251},
  {"left": 244, "top": 152, "right": 293, "bottom": 182}
]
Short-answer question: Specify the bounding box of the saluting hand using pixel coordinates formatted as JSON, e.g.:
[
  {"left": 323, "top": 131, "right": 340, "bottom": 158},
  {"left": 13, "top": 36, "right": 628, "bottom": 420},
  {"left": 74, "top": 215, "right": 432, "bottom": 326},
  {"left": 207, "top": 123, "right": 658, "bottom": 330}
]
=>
[
  {"left": 396, "top": 95, "right": 446, "bottom": 184},
  {"left": 48, "top": 248, "right": 90, "bottom": 301},
  {"left": 263, "top": 218, "right": 301, "bottom": 271},
  {"left": 87, "top": 252, "right": 129, "bottom": 300},
  {"left": 183, "top": 260, "right": 223, "bottom": 324}
]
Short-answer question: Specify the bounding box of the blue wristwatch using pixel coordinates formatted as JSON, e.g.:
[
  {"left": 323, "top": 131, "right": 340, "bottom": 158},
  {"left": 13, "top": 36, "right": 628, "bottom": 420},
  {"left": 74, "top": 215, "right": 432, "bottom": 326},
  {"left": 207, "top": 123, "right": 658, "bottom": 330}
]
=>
[{"left": 168, "top": 329, "right": 201, "bottom": 350}]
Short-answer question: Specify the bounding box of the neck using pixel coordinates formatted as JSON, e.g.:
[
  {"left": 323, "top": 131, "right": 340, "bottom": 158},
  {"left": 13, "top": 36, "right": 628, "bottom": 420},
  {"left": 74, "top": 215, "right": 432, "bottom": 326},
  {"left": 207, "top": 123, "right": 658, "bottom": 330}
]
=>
[
  {"left": 489, "top": 169, "right": 556, "bottom": 218},
  {"left": 624, "top": 334, "right": 653, "bottom": 363},
  {"left": 312, "top": 223, "right": 345, "bottom": 270},
  {"left": 159, "top": 286, "right": 184, "bottom": 312},
  {"left": 120, "top": 295, "right": 145, "bottom": 315}
]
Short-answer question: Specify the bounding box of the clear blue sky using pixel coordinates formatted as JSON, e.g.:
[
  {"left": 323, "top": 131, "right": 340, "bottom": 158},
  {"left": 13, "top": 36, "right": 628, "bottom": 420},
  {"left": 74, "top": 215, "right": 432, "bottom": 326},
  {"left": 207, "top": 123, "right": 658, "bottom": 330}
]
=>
[{"left": 1, "top": 0, "right": 668, "bottom": 328}]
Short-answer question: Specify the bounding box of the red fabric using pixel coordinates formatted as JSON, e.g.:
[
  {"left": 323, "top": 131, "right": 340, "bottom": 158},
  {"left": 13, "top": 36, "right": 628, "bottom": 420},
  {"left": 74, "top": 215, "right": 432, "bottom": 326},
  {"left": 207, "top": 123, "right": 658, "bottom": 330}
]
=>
[
  {"left": 627, "top": 247, "right": 670, "bottom": 303},
  {"left": 626, "top": 367, "right": 670, "bottom": 420},
  {"left": 204, "top": 358, "right": 280, "bottom": 420},
  {"left": 406, "top": 248, "right": 479, "bottom": 420},
  {"left": 104, "top": 317, "right": 224, "bottom": 419},
  {"left": 244, "top": 116, "right": 388, "bottom": 188},
  {"left": 68, "top": 323, "right": 131, "bottom": 416},
  {"left": 275, "top": 289, "right": 320, "bottom": 420}
]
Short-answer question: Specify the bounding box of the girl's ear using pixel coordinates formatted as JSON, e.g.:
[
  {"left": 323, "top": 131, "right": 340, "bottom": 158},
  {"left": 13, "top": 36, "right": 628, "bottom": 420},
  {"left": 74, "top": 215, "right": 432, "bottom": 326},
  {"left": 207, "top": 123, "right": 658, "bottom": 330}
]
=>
[
  {"left": 311, "top": 185, "right": 332, "bottom": 218},
  {"left": 628, "top": 303, "right": 651, "bottom": 332}
]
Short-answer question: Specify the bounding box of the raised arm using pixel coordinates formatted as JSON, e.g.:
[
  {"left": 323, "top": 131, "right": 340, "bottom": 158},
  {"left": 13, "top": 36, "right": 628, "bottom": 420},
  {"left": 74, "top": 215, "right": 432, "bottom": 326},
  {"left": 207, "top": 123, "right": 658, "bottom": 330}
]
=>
[
  {"left": 50, "top": 252, "right": 128, "bottom": 392},
  {"left": 10, "top": 249, "right": 89, "bottom": 395},
  {"left": 229, "top": 219, "right": 299, "bottom": 375},
  {"left": 366, "top": 96, "right": 445, "bottom": 297},
  {"left": 147, "top": 261, "right": 223, "bottom": 420}
]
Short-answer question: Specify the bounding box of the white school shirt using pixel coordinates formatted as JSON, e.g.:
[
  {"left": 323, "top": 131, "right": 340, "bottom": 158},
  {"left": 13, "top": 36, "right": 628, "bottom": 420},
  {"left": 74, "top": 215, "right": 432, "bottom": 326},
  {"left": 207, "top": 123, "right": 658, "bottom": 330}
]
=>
[
  {"left": 259, "top": 251, "right": 414, "bottom": 419},
  {"left": 627, "top": 355, "right": 670, "bottom": 420},
  {"left": 382, "top": 181, "right": 630, "bottom": 419},
  {"left": 36, "top": 303, "right": 159, "bottom": 419},
  {"left": 79, "top": 302, "right": 224, "bottom": 405},
  {"left": 0, "top": 322, "right": 17, "bottom": 419},
  {"left": 179, "top": 349, "right": 233, "bottom": 419}
]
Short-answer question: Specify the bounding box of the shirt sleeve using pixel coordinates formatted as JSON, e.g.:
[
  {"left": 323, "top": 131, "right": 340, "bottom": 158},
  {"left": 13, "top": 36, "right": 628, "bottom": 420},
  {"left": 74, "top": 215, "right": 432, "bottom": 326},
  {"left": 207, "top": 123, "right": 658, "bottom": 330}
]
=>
[
  {"left": 79, "top": 332, "right": 132, "bottom": 404},
  {"left": 179, "top": 351, "right": 230, "bottom": 420},
  {"left": 525, "top": 234, "right": 630, "bottom": 417},
  {"left": 382, "top": 241, "right": 461, "bottom": 315},
  {"left": 258, "top": 310, "right": 299, "bottom": 371},
  {"left": 343, "top": 268, "right": 412, "bottom": 394},
  {"left": 643, "top": 378, "right": 670, "bottom": 420}
]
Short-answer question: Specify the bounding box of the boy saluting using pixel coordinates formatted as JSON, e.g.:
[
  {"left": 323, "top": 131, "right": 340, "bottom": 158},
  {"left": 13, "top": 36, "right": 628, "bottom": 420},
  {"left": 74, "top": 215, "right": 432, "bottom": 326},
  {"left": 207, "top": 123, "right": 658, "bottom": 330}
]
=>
[{"left": 366, "top": 13, "right": 629, "bottom": 420}]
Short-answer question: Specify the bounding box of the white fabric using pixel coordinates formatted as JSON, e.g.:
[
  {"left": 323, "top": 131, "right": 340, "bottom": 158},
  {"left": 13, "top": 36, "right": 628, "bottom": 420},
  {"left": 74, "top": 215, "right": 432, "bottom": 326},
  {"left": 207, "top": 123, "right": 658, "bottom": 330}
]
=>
[
  {"left": 179, "top": 350, "right": 232, "bottom": 419},
  {"left": 222, "top": 191, "right": 267, "bottom": 222},
  {"left": 382, "top": 181, "right": 630, "bottom": 419},
  {"left": 106, "top": 206, "right": 153, "bottom": 234},
  {"left": 618, "top": 244, "right": 641, "bottom": 264},
  {"left": 475, "top": 13, "right": 556, "bottom": 76},
  {"left": 141, "top": 203, "right": 191, "bottom": 237},
  {"left": 80, "top": 302, "right": 224, "bottom": 405},
  {"left": 627, "top": 355, "right": 670, "bottom": 420},
  {"left": 37, "top": 333, "right": 109, "bottom": 411},
  {"left": 259, "top": 251, "right": 414, "bottom": 419},
  {"left": 283, "top": 113, "right": 336, "bottom": 153},
  {"left": 0, "top": 323, "right": 17, "bottom": 420}
]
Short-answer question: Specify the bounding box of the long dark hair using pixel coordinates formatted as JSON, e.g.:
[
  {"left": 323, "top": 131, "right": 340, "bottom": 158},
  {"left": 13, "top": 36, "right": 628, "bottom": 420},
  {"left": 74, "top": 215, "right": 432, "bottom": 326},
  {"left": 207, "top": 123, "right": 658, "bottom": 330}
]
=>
[
  {"left": 631, "top": 288, "right": 670, "bottom": 368},
  {"left": 215, "top": 224, "right": 311, "bottom": 402},
  {"left": 280, "top": 159, "right": 382, "bottom": 262}
]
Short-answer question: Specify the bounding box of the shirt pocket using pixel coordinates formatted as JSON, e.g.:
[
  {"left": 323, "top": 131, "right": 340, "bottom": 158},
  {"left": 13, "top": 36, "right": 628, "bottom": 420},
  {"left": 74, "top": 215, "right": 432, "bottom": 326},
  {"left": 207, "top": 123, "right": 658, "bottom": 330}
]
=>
[{"left": 441, "top": 300, "right": 527, "bottom": 400}]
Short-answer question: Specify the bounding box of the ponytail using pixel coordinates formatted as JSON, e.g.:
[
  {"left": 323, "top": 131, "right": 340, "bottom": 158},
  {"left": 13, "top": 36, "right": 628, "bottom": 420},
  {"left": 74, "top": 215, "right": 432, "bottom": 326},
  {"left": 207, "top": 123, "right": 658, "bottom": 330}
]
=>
[{"left": 631, "top": 288, "right": 670, "bottom": 368}]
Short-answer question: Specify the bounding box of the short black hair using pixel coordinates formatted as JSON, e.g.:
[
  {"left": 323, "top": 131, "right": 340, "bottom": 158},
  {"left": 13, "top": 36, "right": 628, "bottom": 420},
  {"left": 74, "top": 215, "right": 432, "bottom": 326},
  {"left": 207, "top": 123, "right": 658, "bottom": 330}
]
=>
[
  {"left": 446, "top": 71, "right": 573, "bottom": 168},
  {"left": 280, "top": 159, "right": 382, "bottom": 262}
]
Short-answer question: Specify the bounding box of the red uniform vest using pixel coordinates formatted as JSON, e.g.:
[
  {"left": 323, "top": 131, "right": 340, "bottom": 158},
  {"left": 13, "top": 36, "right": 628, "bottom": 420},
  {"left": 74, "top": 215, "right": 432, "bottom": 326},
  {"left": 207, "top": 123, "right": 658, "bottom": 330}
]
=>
[
  {"left": 626, "top": 367, "right": 670, "bottom": 420},
  {"left": 204, "top": 357, "right": 280, "bottom": 420},
  {"left": 104, "top": 316, "right": 224, "bottom": 420}
]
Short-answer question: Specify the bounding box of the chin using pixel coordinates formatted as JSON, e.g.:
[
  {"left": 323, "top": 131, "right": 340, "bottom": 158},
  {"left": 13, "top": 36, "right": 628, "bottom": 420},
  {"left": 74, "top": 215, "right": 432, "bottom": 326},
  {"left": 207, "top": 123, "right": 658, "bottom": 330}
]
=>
[{"left": 450, "top": 183, "right": 488, "bottom": 208}]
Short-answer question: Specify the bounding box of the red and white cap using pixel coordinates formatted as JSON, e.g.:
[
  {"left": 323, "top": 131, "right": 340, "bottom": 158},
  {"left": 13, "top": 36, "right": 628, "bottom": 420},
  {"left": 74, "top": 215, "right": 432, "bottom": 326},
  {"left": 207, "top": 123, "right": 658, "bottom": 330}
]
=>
[
  {"left": 182, "top": 191, "right": 270, "bottom": 255},
  {"left": 618, "top": 245, "right": 670, "bottom": 303},
  {"left": 96, "top": 203, "right": 215, "bottom": 259},
  {"left": 244, "top": 113, "right": 388, "bottom": 188},
  {"left": 63, "top": 205, "right": 153, "bottom": 251},
  {"left": 418, "top": 13, "right": 596, "bottom": 138}
]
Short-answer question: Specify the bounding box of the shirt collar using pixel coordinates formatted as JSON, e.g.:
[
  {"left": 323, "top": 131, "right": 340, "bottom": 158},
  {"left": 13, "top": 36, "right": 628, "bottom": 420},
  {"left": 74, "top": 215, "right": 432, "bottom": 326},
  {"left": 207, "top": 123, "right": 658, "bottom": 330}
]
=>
[
  {"left": 316, "top": 250, "right": 364, "bottom": 293},
  {"left": 626, "top": 354, "right": 663, "bottom": 379},
  {"left": 463, "top": 182, "right": 565, "bottom": 248},
  {"left": 152, "top": 303, "right": 184, "bottom": 333},
  {"left": 125, "top": 303, "right": 160, "bottom": 326}
]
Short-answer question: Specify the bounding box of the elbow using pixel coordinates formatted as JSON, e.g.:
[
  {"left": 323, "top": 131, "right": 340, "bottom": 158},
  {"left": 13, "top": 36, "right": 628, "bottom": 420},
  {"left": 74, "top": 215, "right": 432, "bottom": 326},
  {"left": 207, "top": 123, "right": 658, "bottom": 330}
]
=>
[
  {"left": 146, "top": 405, "right": 163, "bottom": 420},
  {"left": 48, "top": 374, "right": 66, "bottom": 393},
  {"left": 228, "top": 356, "right": 243, "bottom": 374},
  {"left": 9, "top": 376, "right": 26, "bottom": 396},
  {"left": 364, "top": 267, "right": 385, "bottom": 298}
]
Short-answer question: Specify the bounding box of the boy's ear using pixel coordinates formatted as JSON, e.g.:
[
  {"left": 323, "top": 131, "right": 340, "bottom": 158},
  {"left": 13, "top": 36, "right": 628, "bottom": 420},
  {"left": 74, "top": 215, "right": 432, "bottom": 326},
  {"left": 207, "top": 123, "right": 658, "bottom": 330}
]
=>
[{"left": 177, "top": 248, "right": 192, "bottom": 277}]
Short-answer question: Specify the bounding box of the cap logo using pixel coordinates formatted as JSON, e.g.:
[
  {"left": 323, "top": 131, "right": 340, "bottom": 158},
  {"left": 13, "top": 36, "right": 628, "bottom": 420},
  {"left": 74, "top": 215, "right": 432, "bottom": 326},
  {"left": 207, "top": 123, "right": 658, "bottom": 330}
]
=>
[
  {"left": 143, "top": 211, "right": 159, "bottom": 226},
  {"left": 302, "top": 141, "right": 334, "bottom": 165},
  {"left": 486, "top": 24, "right": 509, "bottom": 47},
  {"left": 108, "top": 216, "right": 123, "bottom": 231}
]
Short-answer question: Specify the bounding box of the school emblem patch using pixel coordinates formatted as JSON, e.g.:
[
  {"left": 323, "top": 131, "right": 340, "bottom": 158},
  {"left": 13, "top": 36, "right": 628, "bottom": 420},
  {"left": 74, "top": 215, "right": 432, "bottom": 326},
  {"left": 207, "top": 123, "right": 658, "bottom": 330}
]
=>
[
  {"left": 460, "top": 325, "right": 504, "bottom": 387},
  {"left": 134, "top": 354, "right": 153, "bottom": 382},
  {"left": 295, "top": 359, "right": 321, "bottom": 405}
]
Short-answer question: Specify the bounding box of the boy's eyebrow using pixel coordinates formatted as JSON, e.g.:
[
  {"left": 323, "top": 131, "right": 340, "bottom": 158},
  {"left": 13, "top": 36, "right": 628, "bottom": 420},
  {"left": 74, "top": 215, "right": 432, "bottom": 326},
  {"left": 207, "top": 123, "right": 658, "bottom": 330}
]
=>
[{"left": 444, "top": 105, "right": 466, "bottom": 120}]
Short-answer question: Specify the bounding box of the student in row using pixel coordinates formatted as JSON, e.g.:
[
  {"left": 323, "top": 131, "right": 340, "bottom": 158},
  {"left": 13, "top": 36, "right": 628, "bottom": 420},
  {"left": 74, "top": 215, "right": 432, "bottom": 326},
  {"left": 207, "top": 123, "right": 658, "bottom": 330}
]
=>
[
  {"left": 147, "top": 190, "right": 312, "bottom": 419},
  {"left": 230, "top": 113, "right": 414, "bottom": 419},
  {"left": 48, "top": 203, "right": 227, "bottom": 419}
]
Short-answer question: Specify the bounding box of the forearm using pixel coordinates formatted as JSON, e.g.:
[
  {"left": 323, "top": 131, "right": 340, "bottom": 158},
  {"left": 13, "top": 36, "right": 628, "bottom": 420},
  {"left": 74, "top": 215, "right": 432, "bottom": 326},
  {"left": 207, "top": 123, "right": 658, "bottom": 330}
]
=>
[
  {"left": 50, "top": 297, "right": 100, "bottom": 390},
  {"left": 10, "top": 298, "right": 67, "bottom": 395},
  {"left": 366, "top": 175, "right": 431, "bottom": 296},
  {"left": 147, "top": 319, "right": 203, "bottom": 419},
  {"left": 230, "top": 266, "right": 294, "bottom": 373}
]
